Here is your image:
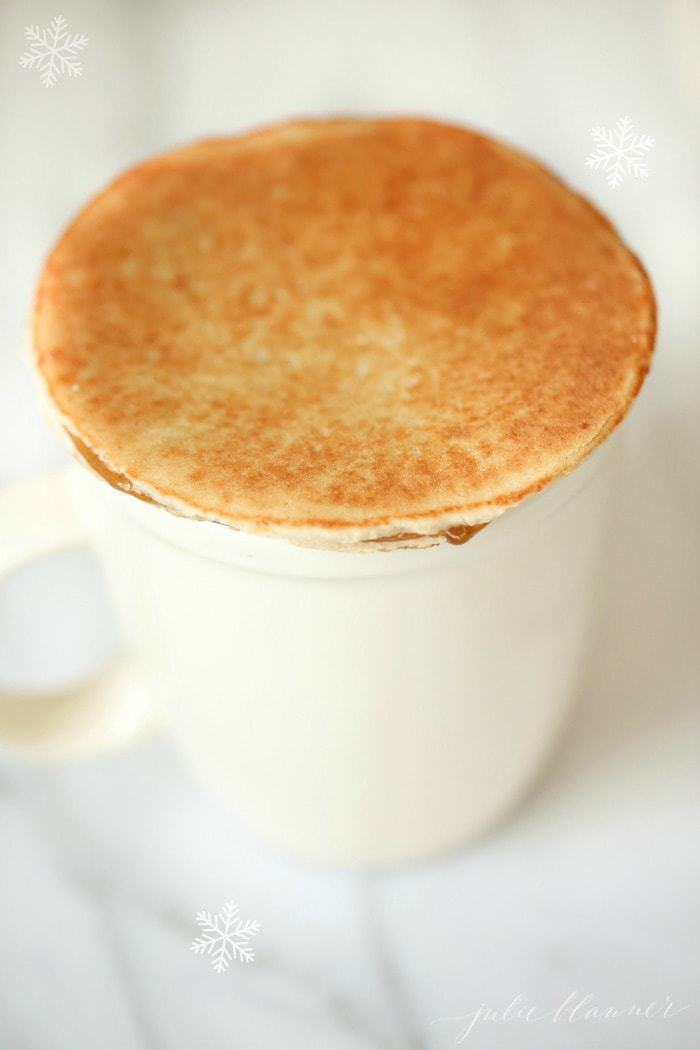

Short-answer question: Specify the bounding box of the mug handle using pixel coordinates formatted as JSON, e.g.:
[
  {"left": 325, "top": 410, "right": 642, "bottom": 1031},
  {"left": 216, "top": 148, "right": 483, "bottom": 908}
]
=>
[{"left": 0, "top": 470, "right": 159, "bottom": 758}]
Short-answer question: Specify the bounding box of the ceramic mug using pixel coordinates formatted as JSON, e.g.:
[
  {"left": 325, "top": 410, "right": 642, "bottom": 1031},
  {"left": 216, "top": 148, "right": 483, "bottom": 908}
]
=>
[{"left": 0, "top": 433, "right": 619, "bottom": 866}]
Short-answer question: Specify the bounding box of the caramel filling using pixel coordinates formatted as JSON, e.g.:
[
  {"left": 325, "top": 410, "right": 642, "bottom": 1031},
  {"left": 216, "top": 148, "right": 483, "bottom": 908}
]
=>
[
  {"left": 68, "top": 430, "right": 486, "bottom": 547},
  {"left": 70, "top": 433, "right": 154, "bottom": 504},
  {"left": 361, "top": 523, "right": 486, "bottom": 546}
]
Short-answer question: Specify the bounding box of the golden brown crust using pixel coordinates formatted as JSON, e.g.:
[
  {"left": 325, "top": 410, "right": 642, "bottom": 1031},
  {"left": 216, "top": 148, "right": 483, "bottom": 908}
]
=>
[{"left": 32, "top": 117, "right": 656, "bottom": 543}]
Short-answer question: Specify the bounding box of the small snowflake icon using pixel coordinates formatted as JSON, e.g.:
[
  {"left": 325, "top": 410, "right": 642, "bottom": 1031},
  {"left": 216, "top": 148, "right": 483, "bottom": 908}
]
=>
[
  {"left": 19, "top": 15, "right": 88, "bottom": 87},
  {"left": 585, "top": 116, "right": 655, "bottom": 189},
  {"left": 191, "top": 901, "right": 260, "bottom": 973}
]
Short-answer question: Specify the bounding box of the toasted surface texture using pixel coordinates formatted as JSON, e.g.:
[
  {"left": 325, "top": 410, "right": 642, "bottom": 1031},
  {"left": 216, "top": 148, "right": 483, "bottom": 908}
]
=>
[{"left": 33, "top": 118, "right": 655, "bottom": 543}]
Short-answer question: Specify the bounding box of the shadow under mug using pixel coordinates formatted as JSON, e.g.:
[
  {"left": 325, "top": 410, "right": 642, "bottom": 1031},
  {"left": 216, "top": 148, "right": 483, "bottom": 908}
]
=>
[{"left": 0, "top": 433, "right": 620, "bottom": 866}]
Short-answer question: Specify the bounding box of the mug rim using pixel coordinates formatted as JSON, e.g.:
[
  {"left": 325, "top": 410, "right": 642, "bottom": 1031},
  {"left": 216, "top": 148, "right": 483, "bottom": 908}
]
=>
[{"left": 67, "top": 431, "right": 619, "bottom": 580}]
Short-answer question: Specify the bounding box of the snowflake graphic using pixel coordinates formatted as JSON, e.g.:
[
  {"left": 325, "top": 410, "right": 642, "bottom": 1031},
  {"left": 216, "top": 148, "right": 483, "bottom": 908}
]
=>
[
  {"left": 585, "top": 116, "right": 655, "bottom": 189},
  {"left": 19, "top": 15, "right": 88, "bottom": 87},
  {"left": 191, "top": 901, "right": 260, "bottom": 973}
]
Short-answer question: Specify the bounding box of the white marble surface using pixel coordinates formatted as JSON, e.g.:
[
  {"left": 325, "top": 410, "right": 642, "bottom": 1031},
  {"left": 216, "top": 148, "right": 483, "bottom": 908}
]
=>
[{"left": 1, "top": 1, "right": 699, "bottom": 1046}]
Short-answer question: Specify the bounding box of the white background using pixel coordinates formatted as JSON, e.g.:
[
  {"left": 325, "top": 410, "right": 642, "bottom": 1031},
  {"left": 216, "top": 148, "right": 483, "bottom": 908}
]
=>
[{"left": 1, "top": 1, "right": 699, "bottom": 1047}]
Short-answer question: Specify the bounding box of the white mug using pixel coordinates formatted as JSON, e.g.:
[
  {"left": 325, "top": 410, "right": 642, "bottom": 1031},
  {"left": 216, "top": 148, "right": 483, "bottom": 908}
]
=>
[{"left": 0, "top": 433, "right": 620, "bottom": 866}]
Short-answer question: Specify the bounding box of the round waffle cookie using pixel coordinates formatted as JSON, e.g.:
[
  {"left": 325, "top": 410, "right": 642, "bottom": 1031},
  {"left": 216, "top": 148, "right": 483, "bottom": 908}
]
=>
[{"left": 33, "top": 118, "right": 655, "bottom": 547}]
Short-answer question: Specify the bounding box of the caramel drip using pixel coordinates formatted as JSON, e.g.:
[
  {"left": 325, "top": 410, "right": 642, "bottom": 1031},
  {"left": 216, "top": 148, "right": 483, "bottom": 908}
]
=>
[{"left": 444, "top": 523, "right": 487, "bottom": 545}]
